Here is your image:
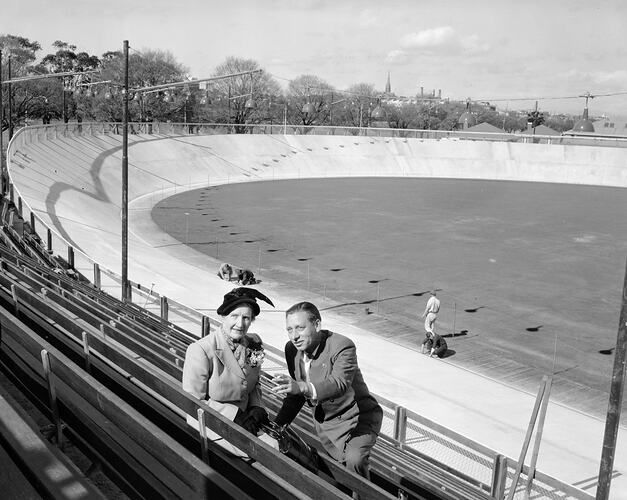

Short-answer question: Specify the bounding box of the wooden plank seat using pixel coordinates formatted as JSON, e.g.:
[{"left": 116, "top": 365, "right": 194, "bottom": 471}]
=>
[
  {"left": 0, "top": 239, "right": 497, "bottom": 499},
  {"left": 0, "top": 272, "right": 392, "bottom": 499},
  {"left": 0, "top": 311, "right": 255, "bottom": 499},
  {"left": 0, "top": 381, "right": 107, "bottom": 500},
  {"left": 0, "top": 244, "right": 196, "bottom": 342},
  {"left": 0, "top": 236, "right": 543, "bottom": 500}
]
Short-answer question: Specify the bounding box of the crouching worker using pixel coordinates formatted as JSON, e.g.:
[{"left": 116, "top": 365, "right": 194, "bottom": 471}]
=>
[
  {"left": 272, "top": 302, "right": 383, "bottom": 484},
  {"left": 182, "top": 287, "right": 274, "bottom": 457},
  {"left": 217, "top": 263, "right": 233, "bottom": 281},
  {"left": 421, "top": 330, "right": 448, "bottom": 358},
  {"left": 238, "top": 268, "right": 257, "bottom": 285}
]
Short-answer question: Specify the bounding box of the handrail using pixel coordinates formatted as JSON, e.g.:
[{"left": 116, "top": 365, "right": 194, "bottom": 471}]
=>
[
  {"left": 5, "top": 121, "right": 598, "bottom": 499},
  {"left": 8, "top": 120, "right": 627, "bottom": 148}
]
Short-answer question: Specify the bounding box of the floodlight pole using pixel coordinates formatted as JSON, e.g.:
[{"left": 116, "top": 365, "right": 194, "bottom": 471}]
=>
[
  {"left": 596, "top": 257, "right": 627, "bottom": 500},
  {"left": 121, "top": 40, "right": 130, "bottom": 302},
  {"left": 0, "top": 48, "right": 4, "bottom": 190},
  {"left": 7, "top": 53, "right": 13, "bottom": 140}
]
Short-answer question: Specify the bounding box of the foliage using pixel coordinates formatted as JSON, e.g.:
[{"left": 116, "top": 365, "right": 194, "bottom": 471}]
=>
[
  {"left": 544, "top": 114, "right": 575, "bottom": 133},
  {"left": 2, "top": 32, "right": 587, "bottom": 136},
  {"left": 287, "top": 74, "right": 334, "bottom": 126},
  {"left": 385, "top": 102, "right": 418, "bottom": 129},
  {"left": 203, "top": 57, "right": 281, "bottom": 132},
  {"left": 96, "top": 48, "right": 188, "bottom": 123},
  {"left": 1, "top": 35, "right": 47, "bottom": 131},
  {"left": 526, "top": 109, "right": 545, "bottom": 128}
]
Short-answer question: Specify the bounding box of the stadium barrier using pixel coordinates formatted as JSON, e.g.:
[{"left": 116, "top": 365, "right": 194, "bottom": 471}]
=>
[
  {"left": 8, "top": 120, "right": 627, "bottom": 148},
  {"left": 3, "top": 122, "right": 599, "bottom": 499},
  {"left": 0, "top": 207, "right": 592, "bottom": 500},
  {"left": 0, "top": 242, "right": 386, "bottom": 499}
]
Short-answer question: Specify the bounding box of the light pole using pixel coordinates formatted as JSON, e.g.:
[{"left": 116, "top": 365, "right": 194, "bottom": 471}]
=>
[
  {"left": 121, "top": 40, "right": 130, "bottom": 301},
  {"left": 8, "top": 53, "right": 13, "bottom": 140},
  {"left": 0, "top": 48, "right": 4, "bottom": 189}
]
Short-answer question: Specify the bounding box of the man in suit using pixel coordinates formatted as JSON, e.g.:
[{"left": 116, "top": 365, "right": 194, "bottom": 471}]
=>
[{"left": 272, "top": 302, "right": 382, "bottom": 480}]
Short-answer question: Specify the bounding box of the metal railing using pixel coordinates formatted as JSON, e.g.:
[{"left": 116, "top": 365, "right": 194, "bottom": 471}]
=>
[
  {"left": 5, "top": 121, "right": 599, "bottom": 499},
  {"left": 9, "top": 120, "right": 627, "bottom": 149}
]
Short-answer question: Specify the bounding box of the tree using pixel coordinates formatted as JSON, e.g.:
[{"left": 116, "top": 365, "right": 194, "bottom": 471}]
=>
[
  {"left": 544, "top": 113, "right": 574, "bottom": 133},
  {"left": 203, "top": 57, "right": 281, "bottom": 132},
  {"left": 39, "top": 40, "right": 101, "bottom": 123},
  {"left": 329, "top": 83, "right": 379, "bottom": 133},
  {"left": 96, "top": 48, "right": 187, "bottom": 123},
  {"left": 526, "top": 109, "right": 545, "bottom": 129},
  {"left": 385, "top": 101, "right": 419, "bottom": 129},
  {"left": 287, "top": 74, "right": 334, "bottom": 126},
  {"left": 1, "top": 35, "right": 44, "bottom": 133}
]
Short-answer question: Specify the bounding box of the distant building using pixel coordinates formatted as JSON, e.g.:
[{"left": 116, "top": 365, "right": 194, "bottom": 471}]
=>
[
  {"left": 458, "top": 99, "right": 477, "bottom": 130},
  {"left": 528, "top": 124, "right": 560, "bottom": 136},
  {"left": 384, "top": 72, "right": 391, "bottom": 95},
  {"left": 592, "top": 116, "right": 627, "bottom": 136},
  {"left": 463, "top": 122, "right": 506, "bottom": 139},
  {"left": 570, "top": 107, "right": 595, "bottom": 133}
]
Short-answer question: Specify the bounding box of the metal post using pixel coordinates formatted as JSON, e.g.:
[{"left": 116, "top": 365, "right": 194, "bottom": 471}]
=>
[
  {"left": 160, "top": 296, "right": 169, "bottom": 321},
  {"left": 525, "top": 376, "right": 553, "bottom": 497},
  {"left": 393, "top": 405, "right": 407, "bottom": 444},
  {"left": 201, "top": 316, "right": 210, "bottom": 337},
  {"left": 81, "top": 332, "right": 92, "bottom": 374},
  {"left": 596, "top": 258, "right": 627, "bottom": 500},
  {"left": 121, "top": 40, "right": 130, "bottom": 302},
  {"left": 506, "top": 376, "right": 548, "bottom": 500},
  {"left": 491, "top": 454, "right": 508, "bottom": 499},
  {"left": 67, "top": 246, "right": 74, "bottom": 269},
  {"left": 0, "top": 48, "right": 4, "bottom": 191},
  {"left": 197, "top": 408, "right": 209, "bottom": 463},
  {"left": 29, "top": 212, "right": 35, "bottom": 233},
  {"left": 47, "top": 227, "right": 53, "bottom": 253},
  {"left": 93, "top": 263, "right": 101, "bottom": 289},
  {"left": 8, "top": 54, "right": 13, "bottom": 140},
  {"left": 41, "top": 350, "right": 63, "bottom": 449}
]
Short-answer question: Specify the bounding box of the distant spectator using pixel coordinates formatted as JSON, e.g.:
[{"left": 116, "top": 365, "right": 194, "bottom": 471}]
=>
[
  {"left": 217, "top": 263, "right": 233, "bottom": 281},
  {"left": 238, "top": 269, "right": 256, "bottom": 285},
  {"left": 421, "top": 290, "right": 440, "bottom": 334},
  {"left": 421, "top": 331, "right": 448, "bottom": 358}
]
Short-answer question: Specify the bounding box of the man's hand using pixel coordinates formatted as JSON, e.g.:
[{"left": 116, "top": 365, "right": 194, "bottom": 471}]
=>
[{"left": 271, "top": 374, "right": 307, "bottom": 396}]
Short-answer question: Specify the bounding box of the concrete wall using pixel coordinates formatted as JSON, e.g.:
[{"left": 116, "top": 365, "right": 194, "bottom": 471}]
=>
[{"left": 7, "top": 130, "right": 627, "bottom": 270}]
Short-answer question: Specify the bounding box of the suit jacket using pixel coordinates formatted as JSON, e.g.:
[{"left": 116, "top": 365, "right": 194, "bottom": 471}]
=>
[
  {"left": 182, "top": 330, "right": 263, "bottom": 414},
  {"left": 275, "top": 330, "right": 382, "bottom": 460}
]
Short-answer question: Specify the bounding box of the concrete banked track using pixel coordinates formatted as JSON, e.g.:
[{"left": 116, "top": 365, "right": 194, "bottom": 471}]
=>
[
  {"left": 8, "top": 129, "right": 627, "bottom": 290},
  {"left": 7, "top": 125, "right": 627, "bottom": 499}
]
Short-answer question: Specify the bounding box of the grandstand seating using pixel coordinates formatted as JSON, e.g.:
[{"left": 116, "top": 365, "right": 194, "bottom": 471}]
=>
[
  {"left": 0, "top": 202, "right": 501, "bottom": 499},
  {"left": 2, "top": 124, "right": 598, "bottom": 499}
]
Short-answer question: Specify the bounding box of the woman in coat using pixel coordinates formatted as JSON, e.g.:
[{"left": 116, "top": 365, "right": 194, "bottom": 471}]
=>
[{"left": 182, "top": 287, "right": 274, "bottom": 455}]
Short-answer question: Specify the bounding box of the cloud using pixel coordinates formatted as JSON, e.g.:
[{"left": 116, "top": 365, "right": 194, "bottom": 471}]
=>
[
  {"left": 358, "top": 9, "right": 378, "bottom": 28},
  {"left": 400, "top": 26, "right": 456, "bottom": 49},
  {"left": 399, "top": 26, "right": 490, "bottom": 55},
  {"left": 385, "top": 49, "right": 410, "bottom": 65},
  {"left": 559, "top": 69, "right": 627, "bottom": 88}
]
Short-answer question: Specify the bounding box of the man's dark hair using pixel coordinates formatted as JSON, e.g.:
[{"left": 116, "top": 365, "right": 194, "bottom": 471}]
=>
[{"left": 286, "top": 301, "right": 321, "bottom": 323}]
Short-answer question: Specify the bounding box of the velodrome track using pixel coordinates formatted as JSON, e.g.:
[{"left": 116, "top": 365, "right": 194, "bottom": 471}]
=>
[{"left": 7, "top": 125, "right": 627, "bottom": 498}]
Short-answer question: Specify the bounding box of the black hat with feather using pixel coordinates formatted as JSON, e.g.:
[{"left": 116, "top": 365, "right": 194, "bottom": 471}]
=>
[{"left": 216, "top": 287, "right": 274, "bottom": 317}]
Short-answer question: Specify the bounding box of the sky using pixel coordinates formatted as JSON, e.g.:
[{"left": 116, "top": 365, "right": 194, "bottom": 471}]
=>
[{"left": 3, "top": 0, "right": 627, "bottom": 116}]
